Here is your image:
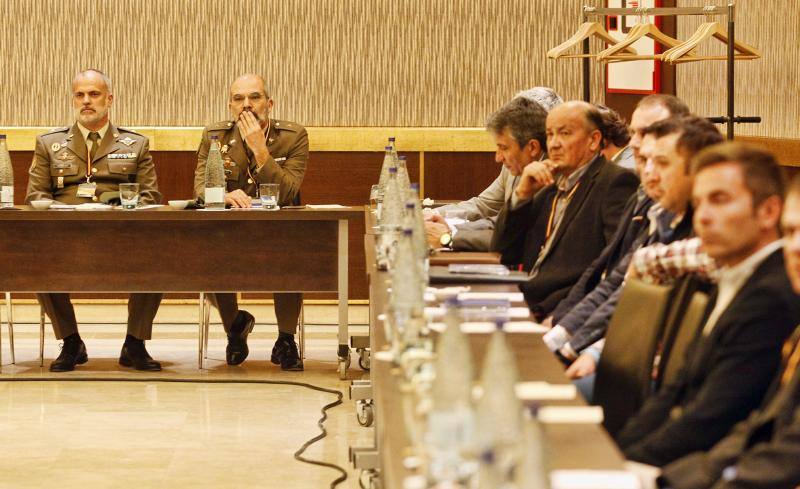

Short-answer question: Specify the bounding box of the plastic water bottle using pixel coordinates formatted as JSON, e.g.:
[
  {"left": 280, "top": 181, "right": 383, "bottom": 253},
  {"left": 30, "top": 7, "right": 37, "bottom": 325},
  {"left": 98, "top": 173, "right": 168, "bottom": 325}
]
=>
[
  {"left": 0, "top": 135, "right": 14, "bottom": 208},
  {"left": 515, "top": 407, "right": 550, "bottom": 489},
  {"left": 474, "top": 324, "right": 525, "bottom": 488},
  {"left": 391, "top": 228, "right": 425, "bottom": 317},
  {"left": 427, "top": 298, "right": 477, "bottom": 484},
  {"left": 397, "top": 155, "right": 411, "bottom": 194},
  {"left": 381, "top": 166, "right": 404, "bottom": 228},
  {"left": 377, "top": 145, "right": 394, "bottom": 196},
  {"left": 204, "top": 135, "right": 226, "bottom": 209}
]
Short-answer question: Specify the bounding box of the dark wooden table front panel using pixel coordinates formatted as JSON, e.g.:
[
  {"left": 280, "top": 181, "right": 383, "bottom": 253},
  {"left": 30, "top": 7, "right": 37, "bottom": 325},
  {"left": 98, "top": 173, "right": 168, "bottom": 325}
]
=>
[{"left": 0, "top": 208, "right": 359, "bottom": 293}]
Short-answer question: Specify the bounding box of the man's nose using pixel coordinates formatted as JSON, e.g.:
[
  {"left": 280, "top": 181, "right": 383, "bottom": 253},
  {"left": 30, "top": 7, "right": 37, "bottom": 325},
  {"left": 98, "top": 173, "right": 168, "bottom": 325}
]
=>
[{"left": 495, "top": 150, "right": 504, "bottom": 163}]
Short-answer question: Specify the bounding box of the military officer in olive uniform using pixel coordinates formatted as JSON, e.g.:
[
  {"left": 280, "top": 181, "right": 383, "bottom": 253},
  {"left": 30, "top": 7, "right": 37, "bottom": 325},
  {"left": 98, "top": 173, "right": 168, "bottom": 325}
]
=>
[
  {"left": 194, "top": 73, "right": 308, "bottom": 370},
  {"left": 25, "top": 69, "right": 163, "bottom": 372}
]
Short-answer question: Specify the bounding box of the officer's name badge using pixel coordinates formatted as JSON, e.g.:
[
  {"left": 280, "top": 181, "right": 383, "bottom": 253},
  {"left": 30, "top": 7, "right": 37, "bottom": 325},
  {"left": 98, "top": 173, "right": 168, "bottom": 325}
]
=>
[
  {"left": 108, "top": 153, "right": 137, "bottom": 159},
  {"left": 119, "top": 137, "right": 136, "bottom": 146}
]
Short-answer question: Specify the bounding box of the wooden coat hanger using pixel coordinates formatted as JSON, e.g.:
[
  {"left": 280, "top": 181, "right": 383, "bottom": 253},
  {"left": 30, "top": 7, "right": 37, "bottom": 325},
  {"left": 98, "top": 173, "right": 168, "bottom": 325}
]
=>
[
  {"left": 661, "top": 21, "right": 761, "bottom": 64},
  {"left": 597, "top": 22, "right": 694, "bottom": 62},
  {"left": 547, "top": 21, "right": 637, "bottom": 59}
]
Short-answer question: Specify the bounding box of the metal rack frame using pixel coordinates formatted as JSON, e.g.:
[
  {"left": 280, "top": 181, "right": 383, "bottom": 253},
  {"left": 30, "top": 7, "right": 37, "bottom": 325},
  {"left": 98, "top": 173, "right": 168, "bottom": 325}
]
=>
[{"left": 579, "top": 2, "right": 758, "bottom": 140}]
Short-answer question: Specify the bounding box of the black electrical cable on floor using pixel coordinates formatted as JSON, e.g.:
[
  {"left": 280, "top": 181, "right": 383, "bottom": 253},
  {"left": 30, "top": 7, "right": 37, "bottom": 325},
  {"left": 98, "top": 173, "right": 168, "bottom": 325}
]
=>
[{"left": 0, "top": 376, "right": 348, "bottom": 489}]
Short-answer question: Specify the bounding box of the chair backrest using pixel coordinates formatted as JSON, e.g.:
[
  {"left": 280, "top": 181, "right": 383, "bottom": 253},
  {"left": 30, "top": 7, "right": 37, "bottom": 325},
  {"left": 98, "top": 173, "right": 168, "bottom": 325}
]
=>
[
  {"left": 594, "top": 278, "right": 674, "bottom": 437},
  {"left": 657, "top": 289, "right": 710, "bottom": 389}
]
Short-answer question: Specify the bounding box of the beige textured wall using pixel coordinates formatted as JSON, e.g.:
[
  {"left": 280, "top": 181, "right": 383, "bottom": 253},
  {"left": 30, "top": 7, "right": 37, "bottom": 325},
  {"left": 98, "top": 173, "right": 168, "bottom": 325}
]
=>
[
  {"left": 676, "top": 0, "right": 800, "bottom": 138},
  {"left": 0, "top": 0, "right": 606, "bottom": 128}
]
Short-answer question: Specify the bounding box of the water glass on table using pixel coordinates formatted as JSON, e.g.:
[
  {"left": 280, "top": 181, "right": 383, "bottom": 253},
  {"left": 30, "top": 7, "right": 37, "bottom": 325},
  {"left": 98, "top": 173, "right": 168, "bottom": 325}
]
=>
[
  {"left": 119, "top": 183, "right": 140, "bottom": 209},
  {"left": 259, "top": 183, "right": 280, "bottom": 210}
]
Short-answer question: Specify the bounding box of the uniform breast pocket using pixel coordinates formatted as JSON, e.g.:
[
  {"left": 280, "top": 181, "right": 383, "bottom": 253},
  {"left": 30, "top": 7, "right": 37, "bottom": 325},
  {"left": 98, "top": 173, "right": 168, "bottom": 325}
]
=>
[
  {"left": 107, "top": 161, "right": 137, "bottom": 175},
  {"left": 50, "top": 162, "right": 78, "bottom": 177}
]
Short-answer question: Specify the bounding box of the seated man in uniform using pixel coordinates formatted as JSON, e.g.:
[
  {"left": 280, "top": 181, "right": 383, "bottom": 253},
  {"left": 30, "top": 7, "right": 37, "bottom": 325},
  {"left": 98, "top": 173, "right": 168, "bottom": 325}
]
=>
[
  {"left": 194, "top": 73, "right": 308, "bottom": 371},
  {"left": 25, "top": 69, "right": 163, "bottom": 372},
  {"left": 424, "top": 87, "right": 562, "bottom": 252}
]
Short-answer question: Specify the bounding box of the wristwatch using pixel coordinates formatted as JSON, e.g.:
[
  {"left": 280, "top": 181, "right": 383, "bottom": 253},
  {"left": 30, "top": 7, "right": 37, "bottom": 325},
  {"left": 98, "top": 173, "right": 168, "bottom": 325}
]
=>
[{"left": 439, "top": 232, "right": 453, "bottom": 248}]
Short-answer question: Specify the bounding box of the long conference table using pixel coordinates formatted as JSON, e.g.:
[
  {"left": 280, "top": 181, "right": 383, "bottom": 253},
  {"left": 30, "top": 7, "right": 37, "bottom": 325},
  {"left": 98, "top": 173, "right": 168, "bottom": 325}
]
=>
[
  {"left": 359, "top": 209, "right": 629, "bottom": 488},
  {"left": 0, "top": 205, "right": 362, "bottom": 375}
]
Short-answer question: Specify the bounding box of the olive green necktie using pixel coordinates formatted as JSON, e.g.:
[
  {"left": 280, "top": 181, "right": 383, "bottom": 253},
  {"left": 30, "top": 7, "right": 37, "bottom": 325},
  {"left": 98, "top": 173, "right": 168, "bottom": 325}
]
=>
[{"left": 88, "top": 132, "right": 100, "bottom": 162}]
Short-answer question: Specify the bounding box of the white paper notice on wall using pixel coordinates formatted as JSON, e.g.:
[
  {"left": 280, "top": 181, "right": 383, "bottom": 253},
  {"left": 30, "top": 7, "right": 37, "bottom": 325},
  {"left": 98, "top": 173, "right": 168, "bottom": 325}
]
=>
[{"left": 606, "top": 0, "right": 659, "bottom": 94}]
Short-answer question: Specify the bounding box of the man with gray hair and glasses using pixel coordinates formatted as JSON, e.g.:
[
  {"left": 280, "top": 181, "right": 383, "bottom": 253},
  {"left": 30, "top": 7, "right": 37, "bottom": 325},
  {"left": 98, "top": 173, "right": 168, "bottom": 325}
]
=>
[{"left": 425, "top": 87, "right": 562, "bottom": 251}]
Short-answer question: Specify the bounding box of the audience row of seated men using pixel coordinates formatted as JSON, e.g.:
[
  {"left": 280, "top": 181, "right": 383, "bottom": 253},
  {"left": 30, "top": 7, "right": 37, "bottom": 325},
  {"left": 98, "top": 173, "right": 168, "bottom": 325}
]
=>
[
  {"left": 423, "top": 87, "right": 800, "bottom": 486},
  {"left": 24, "top": 69, "right": 306, "bottom": 372}
]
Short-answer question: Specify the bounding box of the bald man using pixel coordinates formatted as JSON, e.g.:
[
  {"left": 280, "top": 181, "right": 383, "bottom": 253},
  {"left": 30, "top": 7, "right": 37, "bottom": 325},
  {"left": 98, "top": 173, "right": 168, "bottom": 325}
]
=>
[
  {"left": 26, "top": 69, "right": 163, "bottom": 372},
  {"left": 194, "top": 74, "right": 308, "bottom": 371},
  {"left": 491, "top": 101, "right": 639, "bottom": 320}
]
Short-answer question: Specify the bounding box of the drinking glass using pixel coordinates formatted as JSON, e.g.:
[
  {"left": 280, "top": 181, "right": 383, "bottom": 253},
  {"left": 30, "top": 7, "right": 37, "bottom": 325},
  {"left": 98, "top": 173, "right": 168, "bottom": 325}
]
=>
[
  {"left": 259, "top": 183, "right": 280, "bottom": 210},
  {"left": 119, "top": 183, "right": 140, "bottom": 209}
]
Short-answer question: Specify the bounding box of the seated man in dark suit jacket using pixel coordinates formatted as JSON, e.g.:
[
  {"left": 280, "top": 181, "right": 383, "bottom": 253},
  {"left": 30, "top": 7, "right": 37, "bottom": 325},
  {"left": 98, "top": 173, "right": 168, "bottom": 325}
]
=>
[
  {"left": 616, "top": 143, "right": 800, "bottom": 468},
  {"left": 491, "top": 101, "right": 639, "bottom": 319},
  {"left": 655, "top": 173, "right": 800, "bottom": 489}
]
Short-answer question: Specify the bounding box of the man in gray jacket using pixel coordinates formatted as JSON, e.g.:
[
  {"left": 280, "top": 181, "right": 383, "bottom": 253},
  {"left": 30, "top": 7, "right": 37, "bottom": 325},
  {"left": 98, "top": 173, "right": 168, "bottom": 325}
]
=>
[{"left": 425, "top": 87, "right": 561, "bottom": 251}]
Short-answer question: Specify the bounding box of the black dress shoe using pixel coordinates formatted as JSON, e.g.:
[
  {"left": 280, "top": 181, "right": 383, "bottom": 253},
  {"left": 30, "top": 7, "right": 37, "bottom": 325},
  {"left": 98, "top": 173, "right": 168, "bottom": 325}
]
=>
[
  {"left": 270, "top": 335, "right": 304, "bottom": 371},
  {"left": 50, "top": 340, "right": 88, "bottom": 372},
  {"left": 119, "top": 341, "right": 162, "bottom": 371},
  {"left": 226, "top": 310, "right": 256, "bottom": 365}
]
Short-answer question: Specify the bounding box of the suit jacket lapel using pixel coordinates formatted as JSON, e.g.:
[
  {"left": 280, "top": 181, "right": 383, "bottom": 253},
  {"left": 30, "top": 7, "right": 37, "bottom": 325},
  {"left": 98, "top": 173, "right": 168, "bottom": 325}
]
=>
[
  {"left": 545, "top": 156, "right": 604, "bottom": 255},
  {"left": 66, "top": 123, "right": 87, "bottom": 163}
]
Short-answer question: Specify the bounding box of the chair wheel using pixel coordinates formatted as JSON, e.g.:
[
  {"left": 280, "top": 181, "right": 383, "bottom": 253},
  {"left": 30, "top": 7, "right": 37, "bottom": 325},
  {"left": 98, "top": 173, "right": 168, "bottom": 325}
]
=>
[
  {"left": 358, "top": 348, "right": 371, "bottom": 371},
  {"left": 356, "top": 400, "right": 374, "bottom": 427}
]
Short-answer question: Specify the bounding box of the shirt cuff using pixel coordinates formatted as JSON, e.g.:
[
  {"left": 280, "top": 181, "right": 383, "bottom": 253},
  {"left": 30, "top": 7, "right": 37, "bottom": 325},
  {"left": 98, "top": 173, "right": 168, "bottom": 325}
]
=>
[{"left": 543, "top": 325, "right": 571, "bottom": 352}]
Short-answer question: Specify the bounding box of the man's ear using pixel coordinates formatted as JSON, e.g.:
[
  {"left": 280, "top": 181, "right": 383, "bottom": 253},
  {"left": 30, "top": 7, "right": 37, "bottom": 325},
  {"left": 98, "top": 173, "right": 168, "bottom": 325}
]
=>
[
  {"left": 526, "top": 139, "right": 542, "bottom": 158},
  {"left": 757, "top": 194, "right": 784, "bottom": 230},
  {"left": 588, "top": 129, "right": 603, "bottom": 152}
]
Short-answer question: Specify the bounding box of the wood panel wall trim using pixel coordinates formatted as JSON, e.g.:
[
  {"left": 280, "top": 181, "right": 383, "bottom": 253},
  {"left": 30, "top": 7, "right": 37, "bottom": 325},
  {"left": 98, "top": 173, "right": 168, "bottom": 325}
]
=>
[
  {"left": 737, "top": 136, "right": 800, "bottom": 168},
  {"left": 0, "top": 126, "right": 495, "bottom": 152}
]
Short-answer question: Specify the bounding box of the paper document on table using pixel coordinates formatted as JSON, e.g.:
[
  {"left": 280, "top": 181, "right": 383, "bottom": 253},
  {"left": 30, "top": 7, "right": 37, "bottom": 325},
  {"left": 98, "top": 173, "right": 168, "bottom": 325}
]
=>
[
  {"left": 74, "top": 203, "right": 112, "bottom": 211},
  {"left": 425, "top": 286, "right": 471, "bottom": 301},
  {"left": 424, "top": 306, "right": 530, "bottom": 320},
  {"left": 457, "top": 291, "right": 524, "bottom": 302},
  {"left": 428, "top": 320, "right": 541, "bottom": 334},
  {"left": 504, "top": 321, "right": 547, "bottom": 333},
  {"left": 448, "top": 264, "right": 509, "bottom": 275},
  {"left": 550, "top": 470, "right": 641, "bottom": 489},
  {"left": 515, "top": 381, "right": 577, "bottom": 401},
  {"left": 306, "top": 204, "right": 348, "bottom": 209},
  {"left": 537, "top": 406, "right": 604, "bottom": 424}
]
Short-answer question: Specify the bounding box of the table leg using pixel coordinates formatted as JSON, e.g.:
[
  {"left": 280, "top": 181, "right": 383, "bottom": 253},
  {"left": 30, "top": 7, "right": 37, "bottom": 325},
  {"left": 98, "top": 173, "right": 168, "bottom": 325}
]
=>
[{"left": 338, "top": 219, "right": 350, "bottom": 379}]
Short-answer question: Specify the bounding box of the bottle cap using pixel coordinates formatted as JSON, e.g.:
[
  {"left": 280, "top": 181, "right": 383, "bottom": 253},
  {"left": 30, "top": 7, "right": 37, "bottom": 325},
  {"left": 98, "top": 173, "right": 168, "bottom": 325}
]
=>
[
  {"left": 210, "top": 135, "right": 219, "bottom": 140},
  {"left": 405, "top": 202, "right": 414, "bottom": 208},
  {"left": 444, "top": 296, "right": 461, "bottom": 307},
  {"left": 385, "top": 146, "right": 392, "bottom": 150},
  {"left": 410, "top": 183, "right": 419, "bottom": 191},
  {"left": 0, "top": 134, "right": 6, "bottom": 140},
  {"left": 389, "top": 167, "right": 398, "bottom": 173},
  {"left": 402, "top": 228, "right": 413, "bottom": 236},
  {"left": 399, "top": 155, "right": 407, "bottom": 160},
  {"left": 389, "top": 137, "right": 396, "bottom": 142}
]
